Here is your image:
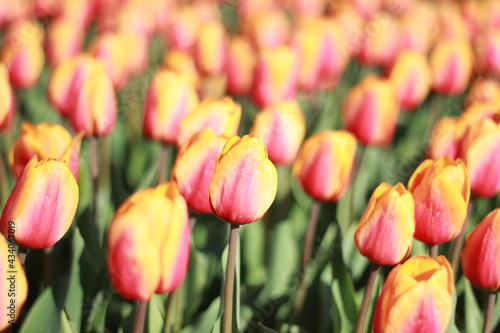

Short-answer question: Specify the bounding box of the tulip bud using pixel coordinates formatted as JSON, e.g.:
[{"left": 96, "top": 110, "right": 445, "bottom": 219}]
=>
[
  {"left": 143, "top": 70, "right": 199, "bottom": 144},
  {"left": 388, "top": 50, "right": 432, "bottom": 111},
  {"left": 465, "top": 77, "right": 500, "bottom": 107},
  {"left": 226, "top": 36, "right": 257, "bottom": 96},
  {"left": 45, "top": 19, "right": 84, "bottom": 67},
  {"left": 462, "top": 209, "right": 500, "bottom": 292},
  {"left": 430, "top": 38, "right": 473, "bottom": 96},
  {"left": 251, "top": 46, "right": 299, "bottom": 108},
  {"left": 1, "top": 20, "right": 45, "bottom": 89},
  {"left": 292, "top": 22, "right": 324, "bottom": 92},
  {"left": 475, "top": 30, "right": 500, "bottom": 77},
  {"left": 342, "top": 75, "right": 399, "bottom": 146},
  {"left": 251, "top": 100, "right": 306, "bottom": 165},
  {"left": 177, "top": 97, "right": 241, "bottom": 147},
  {"left": 9, "top": 122, "right": 83, "bottom": 180},
  {"left": 162, "top": 49, "right": 200, "bottom": 88},
  {"left": 458, "top": 118, "right": 500, "bottom": 198},
  {"left": 172, "top": 129, "right": 227, "bottom": 214},
  {"left": 209, "top": 135, "right": 278, "bottom": 224},
  {"left": 194, "top": 20, "right": 227, "bottom": 76},
  {"left": 355, "top": 182, "right": 415, "bottom": 265},
  {"left": 0, "top": 63, "right": 15, "bottom": 132},
  {"left": 427, "top": 116, "right": 458, "bottom": 160},
  {"left": 0, "top": 235, "right": 28, "bottom": 331},
  {"left": 408, "top": 157, "right": 470, "bottom": 245},
  {"left": 242, "top": 9, "right": 291, "bottom": 49},
  {"left": 0, "top": 156, "right": 79, "bottom": 249},
  {"left": 71, "top": 70, "right": 117, "bottom": 137},
  {"left": 108, "top": 182, "right": 190, "bottom": 300},
  {"left": 398, "top": 9, "right": 435, "bottom": 54},
  {"left": 373, "top": 255, "right": 454, "bottom": 332},
  {"left": 293, "top": 130, "right": 356, "bottom": 201}
]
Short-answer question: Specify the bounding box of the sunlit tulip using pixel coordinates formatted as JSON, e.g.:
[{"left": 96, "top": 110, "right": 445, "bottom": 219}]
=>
[
  {"left": 456, "top": 102, "right": 500, "bottom": 140},
  {"left": 354, "top": 182, "right": 415, "bottom": 266},
  {"left": 292, "top": 22, "right": 324, "bottom": 92},
  {"left": 373, "top": 255, "right": 454, "bottom": 333},
  {"left": 388, "top": 51, "right": 431, "bottom": 111},
  {"left": 430, "top": 38, "right": 473, "bottom": 96},
  {"left": 194, "top": 20, "right": 227, "bottom": 76},
  {"left": 0, "top": 156, "right": 79, "bottom": 249},
  {"left": 333, "top": 5, "right": 364, "bottom": 56},
  {"left": 162, "top": 49, "right": 200, "bottom": 88},
  {"left": 0, "top": 235, "right": 28, "bottom": 331},
  {"left": 177, "top": 97, "right": 241, "bottom": 147},
  {"left": 143, "top": 70, "right": 199, "bottom": 144},
  {"left": 0, "top": 63, "right": 15, "bottom": 132},
  {"left": 475, "top": 30, "right": 500, "bottom": 77},
  {"left": 408, "top": 157, "right": 470, "bottom": 245},
  {"left": 1, "top": 20, "right": 45, "bottom": 89},
  {"left": 458, "top": 118, "right": 500, "bottom": 198},
  {"left": 342, "top": 75, "right": 399, "bottom": 146},
  {"left": 251, "top": 46, "right": 299, "bottom": 108},
  {"left": 290, "top": 0, "right": 327, "bottom": 17},
  {"left": 172, "top": 129, "right": 227, "bottom": 214},
  {"left": 464, "top": 77, "right": 500, "bottom": 107},
  {"left": 0, "top": 0, "right": 32, "bottom": 26},
  {"left": 398, "top": 9, "right": 435, "bottom": 54},
  {"left": 427, "top": 116, "right": 458, "bottom": 160},
  {"left": 34, "top": 0, "right": 61, "bottom": 18},
  {"left": 209, "top": 135, "right": 277, "bottom": 224},
  {"left": 293, "top": 130, "right": 356, "bottom": 201},
  {"left": 45, "top": 19, "right": 84, "bottom": 67},
  {"left": 71, "top": 70, "right": 117, "bottom": 137},
  {"left": 242, "top": 9, "right": 291, "bottom": 49},
  {"left": 108, "top": 182, "right": 190, "bottom": 300},
  {"left": 462, "top": 209, "right": 500, "bottom": 291},
  {"left": 251, "top": 100, "right": 306, "bottom": 165},
  {"left": 226, "top": 36, "right": 257, "bottom": 96},
  {"left": 9, "top": 122, "right": 83, "bottom": 180}
]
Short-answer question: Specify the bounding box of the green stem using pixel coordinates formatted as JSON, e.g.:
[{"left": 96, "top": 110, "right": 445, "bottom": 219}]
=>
[
  {"left": 450, "top": 201, "right": 474, "bottom": 280},
  {"left": 164, "top": 293, "right": 175, "bottom": 333},
  {"left": 222, "top": 224, "right": 240, "bottom": 333},
  {"left": 355, "top": 263, "right": 380, "bottom": 333},
  {"left": 0, "top": 146, "right": 10, "bottom": 208},
  {"left": 350, "top": 145, "right": 367, "bottom": 226},
  {"left": 158, "top": 144, "right": 170, "bottom": 184},
  {"left": 90, "top": 137, "right": 99, "bottom": 219},
  {"left": 132, "top": 300, "right": 148, "bottom": 333},
  {"left": 483, "top": 293, "right": 496, "bottom": 333},
  {"left": 429, "top": 244, "right": 438, "bottom": 257}
]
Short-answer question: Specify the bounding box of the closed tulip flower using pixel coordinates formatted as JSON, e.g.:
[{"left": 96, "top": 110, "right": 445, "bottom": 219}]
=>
[
  {"left": 0, "top": 235, "right": 28, "bottom": 331},
  {"left": 408, "top": 157, "right": 470, "bottom": 245},
  {"left": 427, "top": 116, "right": 458, "bottom": 160},
  {"left": 373, "top": 255, "right": 454, "bottom": 333},
  {"left": 71, "top": 70, "right": 117, "bottom": 137},
  {"left": 464, "top": 77, "right": 500, "bottom": 107},
  {"left": 45, "top": 18, "right": 84, "bottom": 67},
  {"left": 430, "top": 38, "right": 473, "bottom": 96},
  {"left": 108, "top": 182, "right": 190, "bottom": 300},
  {"left": 354, "top": 182, "right": 415, "bottom": 266},
  {"left": 462, "top": 209, "right": 500, "bottom": 291},
  {"left": 242, "top": 9, "right": 291, "bottom": 49},
  {"left": 143, "top": 70, "right": 199, "bottom": 144},
  {"left": 162, "top": 50, "right": 200, "bottom": 88},
  {"left": 0, "top": 156, "right": 79, "bottom": 249},
  {"left": 226, "top": 36, "right": 256, "bottom": 96},
  {"left": 292, "top": 23, "right": 324, "bottom": 92},
  {"left": 9, "top": 122, "right": 83, "bottom": 180},
  {"left": 194, "top": 20, "right": 227, "bottom": 76},
  {"left": 251, "top": 100, "right": 306, "bottom": 165},
  {"left": 209, "top": 135, "right": 277, "bottom": 224},
  {"left": 458, "top": 118, "right": 500, "bottom": 198},
  {"left": 172, "top": 129, "right": 227, "bottom": 214},
  {"left": 475, "top": 31, "right": 500, "bottom": 77},
  {"left": 389, "top": 50, "right": 432, "bottom": 111},
  {"left": 292, "top": 130, "right": 356, "bottom": 201},
  {"left": 342, "top": 75, "right": 399, "bottom": 146},
  {"left": 0, "top": 63, "right": 15, "bottom": 131},
  {"left": 177, "top": 97, "right": 241, "bottom": 147},
  {"left": 250, "top": 46, "right": 299, "bottom": 108}
]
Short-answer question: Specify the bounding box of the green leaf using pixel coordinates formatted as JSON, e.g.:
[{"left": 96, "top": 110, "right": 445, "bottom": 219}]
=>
[
  {"left": 19, "top": 287, "right": 61, "bottom": 333},
  {"left": 464, "top": 279, "right": 484, "bottom": 332},
  {"left": 241, "top": 221, "right": 266, "bottom": 285},
  {"left": 146, "top": 294, "right": 166, "bottom": 333},
  {"left": 61, "top": 310, "right": 78, "bottom": 333}
]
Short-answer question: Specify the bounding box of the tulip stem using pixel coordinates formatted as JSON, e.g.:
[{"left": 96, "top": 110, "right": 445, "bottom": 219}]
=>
[
  {"left": 429, "top": 244, "right": 438, "bottom": 257},
  {"left": 158, "top": 144, "right": 170, "bottom": 184},
  {"left": 355, "top": 263, "right": 380, "bottom": 333},
  {"left": 132, "top": 300, "right": 148, "bottom": 333},
  {"left": 483, "top": 293, "right": 496, "bottom": 333},
  {"left": 223, "top": 224, "right": 240, "bottom": 333},
  {"left": 449, "top": 201, "right": 474, "bottom": 280},
  {"left": 90, "top": 137, "right": 99, "bottom": 218}
]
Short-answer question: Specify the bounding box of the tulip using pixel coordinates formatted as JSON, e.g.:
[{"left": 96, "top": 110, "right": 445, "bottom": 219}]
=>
[
  {"left": 177, "top": 97, "right": 241, "bottom": 147},
  {"left": 0, "top": 156, "right": 79, "bottom": 249},
  {"left": 209, "top": 135, "right": 277, "bottom": 224},
  {"left": 388, "top": 50, "right": 432, "bottom": 111},
  {"left": 408, "top": 157, "right": 470, "bottom": 245},
  {"left": 9, "top": 122, "right": 83, "bottom": 180},
  {"left": 45, "top": 18, "right": 84, "bottom": 67},
  {"left": 458, "top": 118, "right": 500, "bottom": 198},
  {"left": 226, "top": 36, "right": 256, "bottom": 96},
  {"left": 398, "top": 8, "right": 436, "bottom": 54},
  {"left": 242, "top": 9, "right": 291, "bottom": 49},
  {"left": 194, "top": 20, "right": 227, "bottom": 76},
  {"left": 354, "top": 182, "right": 415, "bottom": 266},
  {"left": 430, "top": 38, "right": 473, "bottom": 96},
  {"left": 251, "top": 100, "right": 306, "bottom": 165},
  {"left": 162, "top": 49, "right": 200, "bottom": 88},
  {"left": 1, "top": 20, "right": 45, "bottom": 89},
  {"left": 71, "top": 70, "right": 117, "bottom": 137},
  {"left": 464, "top": 77, "right": 500, "bottom": 107},
  {"left": 250, "top": 46, "right": 299, "bottom": 108},
  {"left": 48, "top": 54, "right": 107, "bottom": 117},
  {"left": 172, "top": 129, "right": 227, "bottom": 214},
  {"left": 475, "top": 30, "right": 500, "bottom": 78},
  {"left": 0, "top": 235, "right": 28, "bottom": 331},
  {"left": 143, "top": 70, "right": 199, "bottom": 144},
  {"left": 462, "top": 208, "right": 500, "bottom": 291},
  {"left": 293, "top": 130, "right": 356, "bottom": 201},
  {"left": 34, "top": 0, "right": 62, "bottom": 18},
  {"left": 0, "top": 63, "right": 15, "bottom": 132},
  {"left": 292, "top": 22, "right": 324, "bottom": 92},
  {"left": 342, "top": 75, "right": 399, "bottom": 146},
  {"left": 436, "top": 2, "right": 469, "bottom": 41},
  {"left": 334, "top": 5, "right": 364, "bottom": 56},
  {"left": 427, "top": 116, "right": 458, "bottom": 160},
  {"left": 108, "top": 182, "right": 190, "bottom": 300},
  {"left": 290, "top": 0, "right": 327, "bottom": 17},
  {"left": 373, "top": 255, "right": 454, "bottom": 333},
  {"left": 456, "top": 101, "right": 500, "bottom": 141}
]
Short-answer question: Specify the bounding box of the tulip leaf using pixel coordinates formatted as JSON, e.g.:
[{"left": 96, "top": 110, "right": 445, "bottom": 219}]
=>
[
  {"left": 60, "top": 309, "right": 78, "bottom": 333},
  {"left": 179, "top": 297, "right": 221, "bottom": 333},
  {"left": 464, "top": 280, "right": 484, "bottom": 332},
  {"left": 19, "top": 286, "right": 61, "bottom": 333},
  {"left": 146, "top": 294, "right": 166, "bottom": 333},
  {"left": 241, "top": 220, "right": 266, "bottom": 285}
]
